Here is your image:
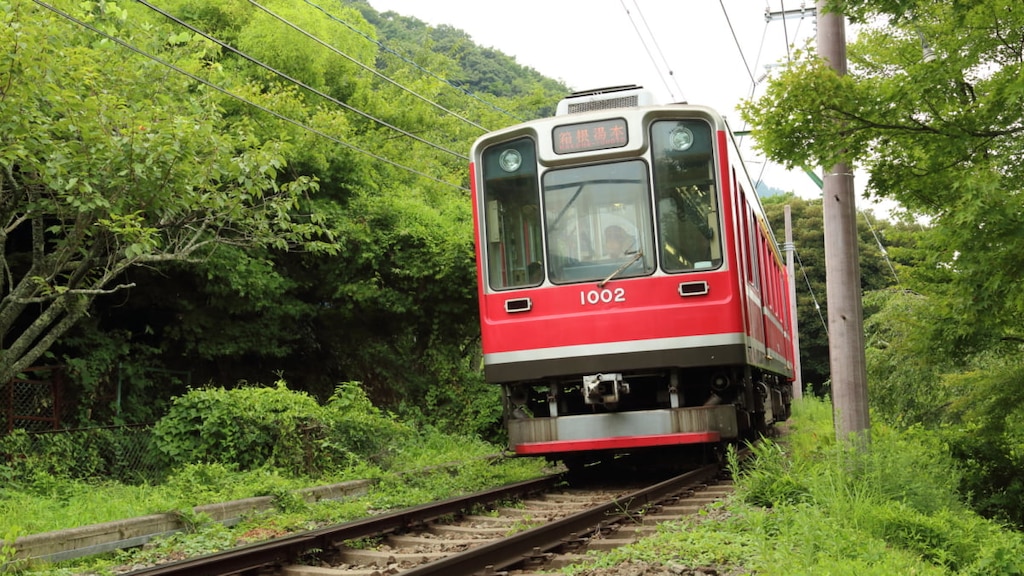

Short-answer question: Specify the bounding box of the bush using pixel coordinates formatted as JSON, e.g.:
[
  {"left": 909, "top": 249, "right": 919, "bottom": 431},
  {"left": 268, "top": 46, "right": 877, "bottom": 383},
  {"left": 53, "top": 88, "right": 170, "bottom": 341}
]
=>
[{"left": 153, "top": 381, "right": 411, "bottom": 476}]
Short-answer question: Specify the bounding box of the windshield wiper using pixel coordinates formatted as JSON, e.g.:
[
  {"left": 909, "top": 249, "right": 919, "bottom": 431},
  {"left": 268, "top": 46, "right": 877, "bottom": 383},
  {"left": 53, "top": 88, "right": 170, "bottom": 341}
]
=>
[{"left": 598, "top": 251, "right": 643, "bottom": 288}]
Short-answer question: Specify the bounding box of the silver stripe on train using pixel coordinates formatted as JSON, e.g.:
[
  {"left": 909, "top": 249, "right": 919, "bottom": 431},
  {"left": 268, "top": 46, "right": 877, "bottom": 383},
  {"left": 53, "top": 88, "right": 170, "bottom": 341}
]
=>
[{"left": 484, "top": 332, "right": 748, "bottom": 366}]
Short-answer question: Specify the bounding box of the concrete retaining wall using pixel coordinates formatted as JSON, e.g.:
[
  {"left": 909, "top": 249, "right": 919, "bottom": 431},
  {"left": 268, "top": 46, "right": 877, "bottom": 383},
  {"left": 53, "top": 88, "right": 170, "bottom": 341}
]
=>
[{"left": 9, "top": 479, "right": 373, "bottom": 563}]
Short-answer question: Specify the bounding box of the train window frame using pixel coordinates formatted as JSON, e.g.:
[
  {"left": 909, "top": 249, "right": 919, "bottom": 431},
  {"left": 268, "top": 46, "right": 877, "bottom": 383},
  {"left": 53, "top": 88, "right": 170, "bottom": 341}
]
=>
[
  {"left": 479, "top": 137, "right": 544, "bottom": 291},
  {"left": 541, "top": 160, "right": 656, "bottom": 285},
  {"left": 650, "top": 119, "right": 724, "bottom": 274},
  {"left": 746, "top": 203, "right": 760, "bottom": 290}
]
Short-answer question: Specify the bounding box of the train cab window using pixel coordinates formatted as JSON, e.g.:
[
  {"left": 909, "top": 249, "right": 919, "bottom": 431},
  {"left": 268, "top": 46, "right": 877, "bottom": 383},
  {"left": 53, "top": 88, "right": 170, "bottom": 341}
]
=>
[
  {"left": 542, "top": 160, "right": 655, "bottom": 284},
  {"left": 651, "top": 120, "right": 723, "bottom": 273},
  {"left": 480, "top": 138, "right": 543, "bottom": 290}
]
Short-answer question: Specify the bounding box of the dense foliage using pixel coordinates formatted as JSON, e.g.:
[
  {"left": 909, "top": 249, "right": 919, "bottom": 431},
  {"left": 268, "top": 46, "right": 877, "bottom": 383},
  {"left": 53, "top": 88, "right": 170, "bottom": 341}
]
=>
[
  {"left": 761, "top": 194, "right": 907, "bottom": 392},
  {"left": 1, "top": 0, "right": 567, "bottom": 433},
  {"left": 745, "top": 0, "right": 1024, "bottom": 527},
  {"left": 0, "top": 0, "right": 332, "bottom": 386}
]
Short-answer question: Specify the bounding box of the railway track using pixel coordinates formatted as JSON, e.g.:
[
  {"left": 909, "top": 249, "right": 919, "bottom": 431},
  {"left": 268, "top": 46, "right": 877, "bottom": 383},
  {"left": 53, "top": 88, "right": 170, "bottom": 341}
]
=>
[{"left": 124, "top": 460, "right": 733, "bottom": 576}]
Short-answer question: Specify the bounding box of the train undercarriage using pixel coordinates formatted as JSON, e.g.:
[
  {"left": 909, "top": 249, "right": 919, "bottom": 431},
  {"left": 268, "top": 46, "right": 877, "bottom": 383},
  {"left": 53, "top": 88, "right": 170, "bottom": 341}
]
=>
[{"left": 503, "top": 364, "right": 792, "bottom": 468}]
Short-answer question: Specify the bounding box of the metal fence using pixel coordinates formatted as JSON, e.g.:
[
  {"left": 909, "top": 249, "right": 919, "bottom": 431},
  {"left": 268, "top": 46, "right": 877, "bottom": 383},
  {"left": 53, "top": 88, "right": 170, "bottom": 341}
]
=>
[
  {"left": 0, "top": 424, "right": 168, "bottom": 485},
  {"left": 1, "top": 365, "right": 174, "bottom": 484},
  {"left": 3, "top": 366, "right": 65, "bottom": 433}
]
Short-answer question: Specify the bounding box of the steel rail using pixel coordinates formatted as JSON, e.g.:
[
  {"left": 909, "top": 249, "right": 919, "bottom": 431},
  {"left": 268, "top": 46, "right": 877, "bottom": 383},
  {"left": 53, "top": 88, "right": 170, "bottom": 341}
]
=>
[
  {"left": 399, "top": 462, "right": 722, "bottom": 575},
  {"left": 125, "top": 474, "right": 563, "bottom": 576}
]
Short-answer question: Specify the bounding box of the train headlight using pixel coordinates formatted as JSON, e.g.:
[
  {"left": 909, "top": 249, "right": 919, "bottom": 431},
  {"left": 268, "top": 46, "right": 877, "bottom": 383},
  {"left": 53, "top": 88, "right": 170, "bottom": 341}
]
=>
[
  {"left": 498, "top": 148, "right": 523, "bottom": 172},
  {"left": 668, "top": 126, "right": 694, "bottom": 151}
]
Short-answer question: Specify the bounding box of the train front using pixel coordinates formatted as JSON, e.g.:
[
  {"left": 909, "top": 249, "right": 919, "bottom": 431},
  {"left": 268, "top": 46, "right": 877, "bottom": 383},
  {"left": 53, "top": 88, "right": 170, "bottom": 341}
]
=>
[{"left": 470, "top": 88, "right": 752, "bottom": 464}]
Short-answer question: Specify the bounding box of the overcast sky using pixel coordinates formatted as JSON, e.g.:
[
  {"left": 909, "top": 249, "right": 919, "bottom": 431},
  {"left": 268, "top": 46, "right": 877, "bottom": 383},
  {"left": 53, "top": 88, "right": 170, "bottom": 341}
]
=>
[
  {"left": 368, "top": 1, "right": 816, "bottom": 112},
  {"left": 367, "top": 0, "right": 837, "bottom": 201}
]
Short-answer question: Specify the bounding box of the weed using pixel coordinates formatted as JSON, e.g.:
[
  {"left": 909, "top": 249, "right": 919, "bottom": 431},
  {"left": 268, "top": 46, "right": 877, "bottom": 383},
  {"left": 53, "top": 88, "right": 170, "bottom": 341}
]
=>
[
  {"left": 504, "top": 519, "right": 543, "bottom": 535},
  {"left": 566, "top": 397, "right": 1024, "bottom": 575},
  {"left": 171, "top": 509, "right": 213, "bottom": 533},
  {"left": 343, "top": 536, "right": 384, "bottom": 550}
]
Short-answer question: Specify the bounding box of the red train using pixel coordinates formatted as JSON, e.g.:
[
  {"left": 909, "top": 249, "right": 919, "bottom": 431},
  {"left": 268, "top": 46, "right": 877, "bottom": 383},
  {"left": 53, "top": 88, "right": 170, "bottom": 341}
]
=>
[{"left": 469, "top": 86, "right": 794, "bottom": 467}]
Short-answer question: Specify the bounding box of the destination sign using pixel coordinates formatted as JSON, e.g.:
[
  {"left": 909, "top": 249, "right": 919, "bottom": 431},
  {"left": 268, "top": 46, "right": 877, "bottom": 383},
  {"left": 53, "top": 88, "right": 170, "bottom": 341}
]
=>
[{"left": 552, "top": 118, "right": 628, "bottom": 154}]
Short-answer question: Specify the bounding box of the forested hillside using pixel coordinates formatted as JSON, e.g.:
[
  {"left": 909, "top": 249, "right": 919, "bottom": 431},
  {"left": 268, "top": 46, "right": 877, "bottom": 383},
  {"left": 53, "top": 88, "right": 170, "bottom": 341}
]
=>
[{"left": 0, "top": 0, "right": 566, "bottom": 433}]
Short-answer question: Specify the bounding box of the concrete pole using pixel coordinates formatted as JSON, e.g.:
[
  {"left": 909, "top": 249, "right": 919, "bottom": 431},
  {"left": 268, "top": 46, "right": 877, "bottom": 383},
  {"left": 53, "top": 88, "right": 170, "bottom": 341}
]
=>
[
  {"left": 816, "top": 2, "right": 871, "bottom": 442},
  {"left": 784, "top": 205, "right": 803, "bottom": 400}
]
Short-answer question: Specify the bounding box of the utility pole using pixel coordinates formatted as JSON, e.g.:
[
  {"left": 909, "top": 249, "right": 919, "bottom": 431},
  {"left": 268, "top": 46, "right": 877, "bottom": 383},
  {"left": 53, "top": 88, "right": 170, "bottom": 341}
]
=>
[
  {"left": 816, "top": 2, "right": 871, "bottom": 442},
  {"left": 783, "top": 206, "right": 803, "bottom": 400}
]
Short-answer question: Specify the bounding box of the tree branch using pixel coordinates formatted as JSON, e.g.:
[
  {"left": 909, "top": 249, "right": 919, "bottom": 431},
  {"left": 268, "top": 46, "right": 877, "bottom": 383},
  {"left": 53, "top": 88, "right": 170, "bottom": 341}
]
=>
[{"left": 6, "top": 282, "right": 137, "bottom": 304}]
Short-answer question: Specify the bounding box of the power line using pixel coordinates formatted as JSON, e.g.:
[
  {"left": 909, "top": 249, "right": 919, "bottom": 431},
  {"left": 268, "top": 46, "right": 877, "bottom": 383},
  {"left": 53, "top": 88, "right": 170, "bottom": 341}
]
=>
[
  {"left": 719, "top": 0, "right": 757, "bottom": 86},
  {"left": 629, "top": 0, "right": 685, "bottom": 102},
  {"left": 619, "top": 0, "right": 677, "bottom": 101},
  {"left": 780, "top": 0, "right": 792, "bottom": 61},
  {"left": 248, "top": 0, "right": 490, "bottom": 133},
  {"left": 135, "top": 0, "right": 469, "bottom": 162},
  {"left": 795, "top": 249, "right": 829, "bottom": 335},
  {"left": 739, "top": 13, "right": 772, "bottom": 152},
  {"left": 30, "top": 0, "right": 468, "bottom": 192},
  {"left": 300, "top": 0, "right": 525, "bottom": 123},
  {"left": 860, "top": 210, "right": 901, "bottom": 285}
]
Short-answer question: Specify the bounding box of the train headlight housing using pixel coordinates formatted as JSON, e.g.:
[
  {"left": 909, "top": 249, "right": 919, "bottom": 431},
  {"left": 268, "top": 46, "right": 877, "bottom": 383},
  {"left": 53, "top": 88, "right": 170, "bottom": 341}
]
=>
[
  {"left": 668, "top": 126, "right": 694, "bottom": 151},
  {"left": 498, "top": 148, "right": 523, "bottom": 172}
]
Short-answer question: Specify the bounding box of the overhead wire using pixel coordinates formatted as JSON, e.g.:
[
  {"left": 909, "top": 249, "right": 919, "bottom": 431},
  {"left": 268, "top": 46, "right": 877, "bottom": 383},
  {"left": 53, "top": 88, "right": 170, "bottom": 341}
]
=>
[
  {"left": 247, "top": 0, "right": 490, "bottom": 133},
  {"left": 619, "top": 0, "right": 677, "bottom": 101},
  {"left": 134, "top": 0, "right": 469, "bottom": 162},
  {"left": 861, "top": 209, "right": 901, "bottom": 285},
  {"left": 796, "top": 249, "right": 830, "bottom": 335},
  {"left": 300, "top": 0, "right": 525, "bottom": 123},
  {"left": 30, "top": 0, "right": 468, "bottom": 192},
  {"left": 780, "top": 0, "right": 792, "bottom": 61},
  {"left": 739, "top": 8, "right": 772, "bottom": 171},
  {"left": 629, "top": 0, "right": 685, "bottom": 102},
  {"left": 718, "top": 0, "right": 758, "bottom": 87}
]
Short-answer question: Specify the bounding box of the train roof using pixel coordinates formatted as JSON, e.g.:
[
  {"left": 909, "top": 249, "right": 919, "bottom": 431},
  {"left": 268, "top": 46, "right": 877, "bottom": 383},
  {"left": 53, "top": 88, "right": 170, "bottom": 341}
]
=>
[{"left": 556, "top": 85, "right": 664, "bottom": 116}]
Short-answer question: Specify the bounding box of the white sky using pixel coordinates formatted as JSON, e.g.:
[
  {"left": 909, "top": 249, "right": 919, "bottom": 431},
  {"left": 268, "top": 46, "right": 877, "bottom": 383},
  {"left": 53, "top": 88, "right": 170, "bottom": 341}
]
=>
[
  {"left": 368, "top": 0, "right": 828, "bottom": 199},
  {"left": 366, "top": 1, "right": 897, "bottom": 218}
]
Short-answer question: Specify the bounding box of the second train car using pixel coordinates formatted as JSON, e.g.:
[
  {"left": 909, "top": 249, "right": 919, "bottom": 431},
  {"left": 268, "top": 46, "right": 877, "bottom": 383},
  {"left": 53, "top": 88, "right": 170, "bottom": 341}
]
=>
[{"left": 469, "top": 85, "right": 794, "bottom": 466}]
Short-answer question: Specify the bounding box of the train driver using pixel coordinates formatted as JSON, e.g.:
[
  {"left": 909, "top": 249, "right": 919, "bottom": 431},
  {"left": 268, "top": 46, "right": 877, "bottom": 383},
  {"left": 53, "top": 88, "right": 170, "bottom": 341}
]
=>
[{"left": 603, "top": 225, "right": 635, "bottom": 258}]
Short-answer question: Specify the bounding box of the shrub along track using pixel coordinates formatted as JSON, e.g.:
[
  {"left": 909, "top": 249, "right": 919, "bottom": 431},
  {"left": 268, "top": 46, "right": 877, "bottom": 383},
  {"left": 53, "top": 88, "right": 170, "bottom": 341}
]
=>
[{"left": 122, "top": 460, "right": 734, "bottom": 576}]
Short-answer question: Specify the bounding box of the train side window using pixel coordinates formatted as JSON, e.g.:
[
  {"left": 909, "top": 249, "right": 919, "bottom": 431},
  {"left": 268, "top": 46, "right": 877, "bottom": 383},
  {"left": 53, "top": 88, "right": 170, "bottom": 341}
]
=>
[
  {"left": 736, "top": 183, "right": 750, "bottom": 281},
  {"left": 480, "top": 138, "right": 543, "bottom": 290},
  {"left": 747, "top": 208, "right": 760, "bottom": 289},
  {"left": 651, "top": 120, "right": 723, "bottom": 273}
]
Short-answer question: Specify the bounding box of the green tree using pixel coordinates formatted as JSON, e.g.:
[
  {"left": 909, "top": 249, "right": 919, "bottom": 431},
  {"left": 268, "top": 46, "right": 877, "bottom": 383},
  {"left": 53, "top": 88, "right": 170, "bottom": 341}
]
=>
[
  {"left": 761, "top": 194, "right": 904, "bottom": 391},
  {"left": 0, "top": 1, "right": 331, "bottom": 385},
  {"left": 4, "top": 0, "right": 562, "bottom": 435},
  {"left": 744, "top": 0, "right": 1024, "bottom": 525},
  {"left": 741, "top": 0, "right": 1024, "bottom": 353}
]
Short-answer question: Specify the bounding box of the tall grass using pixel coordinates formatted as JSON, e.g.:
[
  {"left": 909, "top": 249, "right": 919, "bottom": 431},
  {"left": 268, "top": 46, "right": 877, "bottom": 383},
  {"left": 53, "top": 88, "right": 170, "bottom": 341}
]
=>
[
  {"left": 569, "top": 397, "right": 1024, "bottom": 575},
  {"left": 0, "top": 427, "right": 539, "bottom": 536}
]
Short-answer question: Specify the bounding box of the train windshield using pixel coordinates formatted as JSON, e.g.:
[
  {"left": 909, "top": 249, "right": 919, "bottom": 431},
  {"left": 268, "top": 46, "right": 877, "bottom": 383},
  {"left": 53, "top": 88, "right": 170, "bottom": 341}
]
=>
[{"left": 543, "top": 160, "right": 655, "bottom": 284}]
